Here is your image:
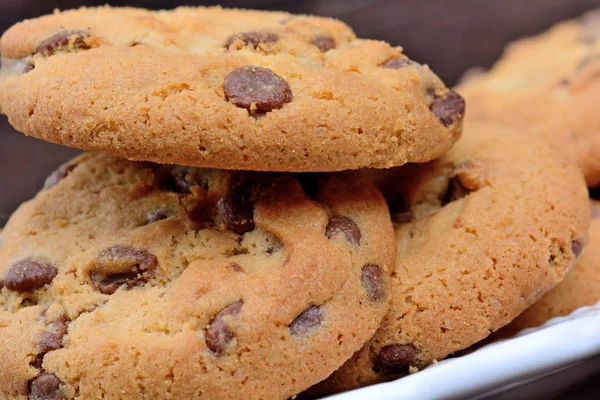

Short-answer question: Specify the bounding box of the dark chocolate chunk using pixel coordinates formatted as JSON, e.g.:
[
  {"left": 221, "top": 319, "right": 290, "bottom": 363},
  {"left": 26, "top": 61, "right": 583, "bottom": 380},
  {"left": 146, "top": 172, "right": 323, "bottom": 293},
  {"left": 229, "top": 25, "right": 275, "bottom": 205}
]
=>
[
  {"left": 325, "top": 216, "right": 361, "bottom": 245},
  {"left": 312, "top": 36, "right": 336, "bottom": 52},
  {"left": 43, "top": 163, "right": 77, "bottom": 190},
  {"left": 90, "top": 245, "right": 157, "bottom": 295},
  {"left": 374, "top": 344, "right": 420, "bottom": 374},
  {"left": 28, "top": 373, "right": 63, "bottom": 400},
  {"left": 223, "top": 66, "right": 293, "bottom": 113},
  {"left": 5, "top": 259, "right": 58, "bottom": 292},
  {"left": 430, "top": 90, "right": 465, "bottom": 127},
  {"left": 206, "top": 301, "right": 243, "bottom": 356},
  {"left": 225, "top": 31, "right": 279, "bottom": 49},
  {"left": 290, "top": 305, "right": 324, "bottom": 336},
  {"left": 572, "top": 239, "right": 584, "bottom": 258},
  {"left": 361, "top": 264, "right": 385, "bottom": 302},
  {"left": 36, "top": 30, "right": 93, "bottom": 56},
  {"left": 382, "top": 57, "right": 414, "bottom": 69}
]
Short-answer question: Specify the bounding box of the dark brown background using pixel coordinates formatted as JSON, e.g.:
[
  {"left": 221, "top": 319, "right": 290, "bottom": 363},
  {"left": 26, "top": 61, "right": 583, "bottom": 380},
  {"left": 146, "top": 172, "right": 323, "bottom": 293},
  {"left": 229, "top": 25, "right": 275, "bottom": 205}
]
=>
[{"left": 1, "top": 1, "right": 600, "bottom": 397}]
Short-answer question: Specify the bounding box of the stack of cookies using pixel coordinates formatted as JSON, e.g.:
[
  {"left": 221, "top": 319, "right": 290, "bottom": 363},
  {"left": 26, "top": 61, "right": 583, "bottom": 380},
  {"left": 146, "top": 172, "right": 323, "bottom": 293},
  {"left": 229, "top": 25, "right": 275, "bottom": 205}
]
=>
[{"left": 0, "top": 6, "right": 592, "bottom": 400}]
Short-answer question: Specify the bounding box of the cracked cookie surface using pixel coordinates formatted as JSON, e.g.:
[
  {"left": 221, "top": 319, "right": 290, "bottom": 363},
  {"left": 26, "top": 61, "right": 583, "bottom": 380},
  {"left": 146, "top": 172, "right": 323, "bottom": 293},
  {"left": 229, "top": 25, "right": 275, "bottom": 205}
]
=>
[
  {"left": 0, "top": 6, "right": 463, "bottom": 172},
  {"left": 0, "top": 153, "right": 395, "bottom": 400},
  {"left": 457, "top": 9, "right": 600, "bottom": 186},
  {"left": 312, "top": 120, "right": 590, "bottom": 394}
]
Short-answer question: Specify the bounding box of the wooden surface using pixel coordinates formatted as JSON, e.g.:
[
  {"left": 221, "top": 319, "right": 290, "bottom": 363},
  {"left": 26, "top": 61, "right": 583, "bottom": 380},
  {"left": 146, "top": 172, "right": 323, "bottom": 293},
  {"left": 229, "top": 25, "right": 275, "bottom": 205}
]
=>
[{"left": 1, "top": 1, "right": 600, "bottom": 397}]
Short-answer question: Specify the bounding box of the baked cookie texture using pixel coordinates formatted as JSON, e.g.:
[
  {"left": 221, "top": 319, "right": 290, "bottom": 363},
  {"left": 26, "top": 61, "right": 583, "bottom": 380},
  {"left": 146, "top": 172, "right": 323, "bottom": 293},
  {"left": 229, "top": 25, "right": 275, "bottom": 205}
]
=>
[
  {"left": 500, "top": 201, "right": 600, "bottom": 334},
  {"left": 313, "top": 120, "right": 590, "bottom": 393},
  {"left": 0, "top": 153, "right": 395, "bottom": 400},
  {"left": 457, "top": 9, "right": 600, "bottom": 186},
  {"left": 0, "top": 6, "right": 464, "bottom": 172}
]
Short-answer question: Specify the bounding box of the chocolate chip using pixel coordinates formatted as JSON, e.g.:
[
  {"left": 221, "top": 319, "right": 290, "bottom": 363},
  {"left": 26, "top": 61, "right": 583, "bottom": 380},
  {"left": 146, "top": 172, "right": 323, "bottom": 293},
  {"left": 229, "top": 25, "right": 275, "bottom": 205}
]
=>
[
  {"left": 90, "top": 245, "right": 157, "bottom": 295},
  {"left": 558, "top": 78, "right": 571, "bottom": 87},
  {"left": 23, "top": 63, "right": 34, "bottom": 74},
  {"left": 382, "top": 57, "right": 414, "bottom": 69},
  {"left": 361, "top": 264, "right": 385, "bottom": 302},
  {"left": 217, "top": 179, "right": 261, "bottom": 235},
  {"left": 28, "top": 373, "right": 62, "bottom": 400},
  {"left": 430, "top": 90, "right": 465, "bottom": 127},
  {"left": 375, "top": 344, "right": 420, "bottom": 374},
  {"left": 228, "top": 262, "right": 243, "bottom": 272},
  {"left": 290, "top": 306, "right": 323, "bottom": 336},
  {"left": 312, "top": 36, "right": 336, "bottom": 52},
  {"left": 206, "top": 301, "right": 243, "bottom": 356},
  {"left": 36, "top": 30, "right": 92, "bottom": 56},
  {"left": 225, "top": 31, "right": 279, "bottom": 50},
  {"left": 38, "top": 325, "right": 66, "bottom": 354},
  {"left": 217, "top": 192, "right": 254, "bottom": 234},
  {"left": 145, "top": 208, "right": 170, "bottom": 225},
  {"left": 572, "top": 239, "right": 584, "bottom": 258},
  {"left": 30, "top": 356, "right": 44, "bottom": 370},
  {"left": 38, "top": 317, "right": 68, "bottom": 354},
  {"left": 0, "top": 280, "right": 4, "bottom": 290},
  {"left": 156, "top": 166, "right": 208, "bottom": 194},
  {"left": 325, "top": 216, "right": 361, "bottom": 246},
  {"left": 32, "top": 316, "right": 68, "bottom": 369},
  {"left": 5, "top": 259, "right": 57, "bottom": 292},
  {"left": 43, "top": 163, "right": 77, "bottom": 190},
  {"left": 223, "top": 66, "right": 293, "bottom": 113}
]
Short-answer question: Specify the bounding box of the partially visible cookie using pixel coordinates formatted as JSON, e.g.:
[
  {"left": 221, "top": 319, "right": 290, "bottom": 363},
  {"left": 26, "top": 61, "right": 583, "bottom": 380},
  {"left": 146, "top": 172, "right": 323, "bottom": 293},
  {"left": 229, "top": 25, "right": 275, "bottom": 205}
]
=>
[
  {"left": 0, "top": 153, "right": 395, "bottom": 400},
  {"left": 0, "top": 6, "right": 464, "bottom": 172},
  {"left": 458, "top": 9, "right": 600, "bottom": 186},
  {"left": 312, "top": 120, "right": 589, "bottom": 393},
  {"left": 499, "top": 200, "right": 600, "bottom": 334}
]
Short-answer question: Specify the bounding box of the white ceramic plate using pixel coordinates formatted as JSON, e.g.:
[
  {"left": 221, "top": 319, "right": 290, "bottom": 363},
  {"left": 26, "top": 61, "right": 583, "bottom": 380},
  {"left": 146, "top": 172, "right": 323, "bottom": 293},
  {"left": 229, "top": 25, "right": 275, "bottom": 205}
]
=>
[{"left": 326, "top": 301, "right": 600, "bottom": 400}]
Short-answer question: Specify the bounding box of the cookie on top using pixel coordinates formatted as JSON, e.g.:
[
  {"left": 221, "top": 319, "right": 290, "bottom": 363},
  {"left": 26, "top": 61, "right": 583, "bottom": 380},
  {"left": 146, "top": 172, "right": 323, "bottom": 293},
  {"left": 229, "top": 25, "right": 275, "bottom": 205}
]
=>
[{"left": 0, "top": 6, "right": 464, "bottom": 172}]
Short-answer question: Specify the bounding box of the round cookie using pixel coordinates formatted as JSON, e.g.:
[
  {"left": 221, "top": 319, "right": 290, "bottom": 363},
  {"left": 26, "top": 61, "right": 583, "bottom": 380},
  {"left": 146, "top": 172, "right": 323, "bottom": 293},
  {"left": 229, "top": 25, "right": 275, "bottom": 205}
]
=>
[
  {"left": 500, "top": 200, "right": 600, "bottom": 334},
  {"left": 0, "top": 153, "right": 395, "bottom": 400},
  {"left": 457, "top": 9, "right": 600, "bottom": 186},
  {"left": 0, "top": 6, "right": 464, "bottom": 173},
  {"left": 312, "top": 120, "right": 590, "bottom": 393}
]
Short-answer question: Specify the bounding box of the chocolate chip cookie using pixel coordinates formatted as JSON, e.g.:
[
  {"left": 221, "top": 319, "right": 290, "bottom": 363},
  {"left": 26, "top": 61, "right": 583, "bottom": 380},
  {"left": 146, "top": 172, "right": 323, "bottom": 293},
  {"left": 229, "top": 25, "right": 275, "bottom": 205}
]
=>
[
  {"left": 0, "top": 6, "right": 464, "bottom": 172},
  {"left": 312, "top": 120, "right": 590, "bottom": 393},
  {"left": 0, "top": 153, "right": 395, "bottom": 399},
  {"left": 458, "top": 9, "right": 600, "bottom": 186},
  {"left": 499, "top": 200, "right": 600, "bottom": 334}
]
